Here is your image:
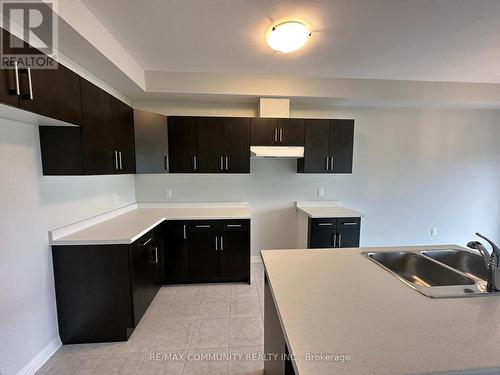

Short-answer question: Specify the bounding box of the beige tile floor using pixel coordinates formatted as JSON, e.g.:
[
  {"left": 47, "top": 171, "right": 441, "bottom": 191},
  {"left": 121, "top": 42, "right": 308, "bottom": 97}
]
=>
[{"left": 37, "top": 263, "right": 265, "bottom": 375}]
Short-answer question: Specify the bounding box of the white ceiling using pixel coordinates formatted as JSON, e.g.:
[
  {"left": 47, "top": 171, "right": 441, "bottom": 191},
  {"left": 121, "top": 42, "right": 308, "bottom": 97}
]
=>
[{"left": 81, "top": 0, "right": 500, "bottom": 84}]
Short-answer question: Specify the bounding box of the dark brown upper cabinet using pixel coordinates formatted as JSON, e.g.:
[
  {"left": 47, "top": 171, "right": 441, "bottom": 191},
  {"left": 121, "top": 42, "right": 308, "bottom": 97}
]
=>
[
  {"left": 168, "top": 116, "right": 250, "bottom": 174},
  {"left": 251, "top": 118, "right": 304, "bottom": 146},
  {"left": 112, "top": 97, "right": 136, "bottom": 174},
  {"left": 0, "top": 28, "right": 82, "bottom": 125},
  {"left": 39, "top": 80, "right": 136, "bottom": 175},
  {"left": 80, "top": 79, "right": 114, "bottom": 175},
  {"left": 19, "top": 62, "right": 82, "bottom": 125},
  {"left": 298, "top": 119, "right": 354, "bottom": 174},
  {"left": 224, "top": 117, "right": 250, "bottom": 173},
  {"left": 134, "top": 110, "right": 168, "bottom": 174},
  {"left": 0, "top": 28, "right": 21, "bottom": 107},
  {"left": 197, "top": 117, "right": 225, "bottom": 173},
  {"left": 168, "top": 116, "right": 198, "bottom": 173}
]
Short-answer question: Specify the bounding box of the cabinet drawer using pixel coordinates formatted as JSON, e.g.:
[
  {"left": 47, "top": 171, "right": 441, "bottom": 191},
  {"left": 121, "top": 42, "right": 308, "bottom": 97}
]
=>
[
  {"left": 337, "top": 217, "right": 361, "bottom": 229},
  {"left": 220, "top": 219, "right": 250, "bottom": 231},
  {"left": 135, "top": 230, "right": 156, "bottom": 247},
  {"left": 310, "top": 218, "right": 337, "bottom": 230},
  {"left": 188, "top": 221, "right": 217, "bottom": 231}
]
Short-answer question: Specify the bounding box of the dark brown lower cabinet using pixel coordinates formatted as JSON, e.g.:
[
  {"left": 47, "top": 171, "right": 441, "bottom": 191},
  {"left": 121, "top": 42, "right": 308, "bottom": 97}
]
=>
[
  {"left": 264, "top": 275, "right": 296, "bottom": 375},
  {"left": 164, "top": 219, "right": 251, "bottom": 284},
  {"left": 52, "top": 228, "right": 162, "bottom": 344},
  {"left": 308, "top": 217, "right": 361, "bottom": 248},
  {"left": 163, "top": 221, "right": 189, "bottom": 283}
]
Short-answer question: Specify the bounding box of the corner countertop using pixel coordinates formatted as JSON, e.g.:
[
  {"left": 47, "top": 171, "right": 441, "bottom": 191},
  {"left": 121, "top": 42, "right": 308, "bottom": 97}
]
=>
[
  {"left": 296, "top": 201, "right": 364, "bottom": 218},
  {"left": 261, "top": 245, "right": 500, "bottom": 375},
  {"left": 50, "top": 203, "right": 251, "bottom": 246}
]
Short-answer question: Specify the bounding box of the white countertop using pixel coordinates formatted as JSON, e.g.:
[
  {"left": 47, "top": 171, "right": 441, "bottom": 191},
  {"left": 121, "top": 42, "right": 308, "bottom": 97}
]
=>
[
  {"left": 50, "top": 203, "right": 251, "bottom": 246},
  {"left": 296, "top": 201, "right": 363, "bottom": 218},
  {"left": 261, "top": 245, "right": 500, "bottom": 375}
]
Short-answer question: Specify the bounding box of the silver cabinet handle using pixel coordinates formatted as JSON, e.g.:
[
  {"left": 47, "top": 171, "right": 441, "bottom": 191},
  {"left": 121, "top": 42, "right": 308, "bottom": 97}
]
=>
[
  {"left": 227, "top": 224, "right": 241, "bottom": 228},
  {"left": 215, "top": 236, "right": 218, "bottom": 251},
  {"left": 338, "top": 233, "right": 342, "bottom": 247},
  {"left": 330, "top": 156, "right": 334, "bottom": 170},
  {"left": 342, "top": 222, "right": 358, "bottom": 226},
  {"left": 164, "top": 156, "right": 169, "bottom": 171},
  {"left": 114, "top": 150, "right": 119, "bottom": 170},
  {"left": 183, "top": 224, "right": 187, "bottom": 239},
  {"left": 142, "top": 238, "right": 153, "bottom": 246},
  {"left": 193, "top": 156, "right": 197, "bottom": 171},
  {"left": 332, "top": 233, "right": 337, "bottom": 248},
  {"left": 274, "top": 128, "right": 278, "bottom": 143},
  {"left": 220, "top": 156, "right": 224, "bottom": 170},
  {"left": 14, "top": 61, "right": 20, "bottom": 95},
  {"left": 225, "top": 156, "right": 229, "bottom": 171},
  {"left": 27, "top": 68, "right": 33, "bottom": 100},
  {"left": 119, "top": 151, "right": 123, "bottom": 170},
  {"left": 195, "top": 225, "right": 211, "bottom": 228},
  {"left": 154, "top": 246, "right": 159, "bottom": 264},
  {"left": 220, "top": 236, "right": 224, "bottom": 251},
  {"left": 279, "top": 128, "right": 283, "bottom": 143},
  {"left": 318, "top": 223, "right": 333, "bottom": 226},
  {"left": 326, "top": 157, "right": 329, "bottom": 171}
]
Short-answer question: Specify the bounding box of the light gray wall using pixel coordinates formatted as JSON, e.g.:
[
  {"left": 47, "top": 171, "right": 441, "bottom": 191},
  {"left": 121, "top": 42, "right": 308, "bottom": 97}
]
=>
[
  {"left": 134, "top": 105, "right": 500, "bottom": 255},
  {"left": 0, "top": 118, "right": 135, "bottom": 375}
]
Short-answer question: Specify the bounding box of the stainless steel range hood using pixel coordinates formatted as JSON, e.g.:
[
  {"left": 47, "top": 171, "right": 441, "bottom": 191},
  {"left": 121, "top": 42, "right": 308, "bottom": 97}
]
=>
[
  {"left": 250, "top": 146, "right": 304, "bottom": 158},
  {"left": 250, "top": 98, "right": 304, "bottom": 158}
]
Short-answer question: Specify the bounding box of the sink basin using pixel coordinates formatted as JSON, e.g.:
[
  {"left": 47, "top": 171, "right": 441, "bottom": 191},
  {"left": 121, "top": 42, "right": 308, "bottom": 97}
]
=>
[
  {"left": 361, "top": 250, "right": 493, "bottom": 298},
  {"left": 366, "top": 252, "right": 474, "bottom": 287},
  {"left": 421, "top": 250, "right": 488, "bottom": 281}
]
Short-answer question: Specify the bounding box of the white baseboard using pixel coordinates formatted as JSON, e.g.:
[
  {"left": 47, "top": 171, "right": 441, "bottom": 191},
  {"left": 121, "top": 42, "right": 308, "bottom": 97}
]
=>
[
  {"left": 16, "top": 337, "right": 61, "bottom": 375},
  {"left": 251, "top": 255, "right": 262, "bottom": 264}
]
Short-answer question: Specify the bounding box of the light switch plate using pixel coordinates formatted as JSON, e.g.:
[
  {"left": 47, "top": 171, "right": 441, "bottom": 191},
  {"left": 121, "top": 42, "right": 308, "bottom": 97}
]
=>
[
  {"left": 113, "top": 193, "right": 120, "bottom": 208},
  {"left": 165, "top": 189, "right": 173, "bottom": 199},
  {"left": 431, "top": 227, "right": 438, "bottom": 236},
  {"left": 317, "top": 188, "right": 324, "bottom": 197}
]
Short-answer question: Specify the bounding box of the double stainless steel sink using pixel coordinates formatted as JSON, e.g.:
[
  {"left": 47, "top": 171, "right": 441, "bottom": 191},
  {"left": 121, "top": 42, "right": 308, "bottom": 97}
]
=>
[{"left": 363, "top": 249, "right": 494, "bottom": 298}]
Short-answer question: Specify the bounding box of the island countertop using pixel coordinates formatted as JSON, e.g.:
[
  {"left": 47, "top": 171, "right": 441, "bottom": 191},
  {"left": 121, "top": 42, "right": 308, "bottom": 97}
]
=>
[{"left": 261, "top": 245, "right": 500, "bottom": 375}]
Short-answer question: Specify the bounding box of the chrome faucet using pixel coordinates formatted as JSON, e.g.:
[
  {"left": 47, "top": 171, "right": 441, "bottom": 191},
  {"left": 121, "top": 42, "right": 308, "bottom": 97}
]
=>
[{"left": 467, "top": 233, "right": 500, "bottom": 292}]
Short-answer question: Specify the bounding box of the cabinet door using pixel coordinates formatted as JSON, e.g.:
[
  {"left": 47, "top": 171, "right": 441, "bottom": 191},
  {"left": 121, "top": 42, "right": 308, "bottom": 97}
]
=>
[
  {"left": 197, "top": 117, "right": 225, "bottom": 173},
  {"left": 330, "top": 119, "right": 354, "bottom": 173},
  {"left": 219, "top": 221, "right": 250, "bottom": 281},
  {"left": 163, "top": 221, "right": 189, "bottom": 283},
  {"left": 251, "top": 118, "right": 278, "bottom": 146},
  {"left": 39, "top": 126, "right": 84, "bottom": 175},
  {"left": 309, "top": 219, "right": 337, "bottom": 248},
  {"left": 336, "top": 229, "right": 360, "bottom": 248},
  {"left": 134, "top": 110, "right": 168, "bottom": 173},
  {"left": 278, "top": 119, "right": 304, "bottom": 146},
  {"left": 168, "top": 116, "right": 197, "bottom": 173},
  {"left": 130, "top": 233, "right": 159, "bottom": 325},
  {"left": 112, "top": 97, "right": 136, "bottom": 174},
  {"left": 0, "top": 29, "right": 20, "bottom": 107},
  {"left": 80, "top": 79, "right": 114, "bottom": 174},
  {"left": 188, "top": 222, "right": 220, "bottom": 282},
  {"left": 224, "top": 118, "right": 250, "bottom": 173},
  {"left": 18, "top": 62, "right": 82, "bottom": 125},
  {"left": 309, "top": 228, "right": 337, "bottom": 248},
  {"left": 300, "top": 119, "right": 330, "bottom": 173}
]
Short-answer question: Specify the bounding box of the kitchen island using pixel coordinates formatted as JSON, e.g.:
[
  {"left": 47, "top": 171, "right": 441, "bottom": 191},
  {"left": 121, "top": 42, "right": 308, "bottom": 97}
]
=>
[{"left": 261, "top": 245, "right": 500, "bottom": 375}]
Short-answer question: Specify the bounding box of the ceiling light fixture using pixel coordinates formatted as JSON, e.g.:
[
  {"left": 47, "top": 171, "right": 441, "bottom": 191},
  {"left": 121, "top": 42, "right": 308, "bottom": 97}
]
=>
[{"left": 266, "top": 21, "right": 311, "bottom": 53}]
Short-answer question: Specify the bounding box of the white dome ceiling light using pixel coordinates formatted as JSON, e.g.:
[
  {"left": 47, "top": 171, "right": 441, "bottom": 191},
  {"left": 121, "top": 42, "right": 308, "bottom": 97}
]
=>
[{"left": 266, "top": 21, "right": 311, "bottom": 53}]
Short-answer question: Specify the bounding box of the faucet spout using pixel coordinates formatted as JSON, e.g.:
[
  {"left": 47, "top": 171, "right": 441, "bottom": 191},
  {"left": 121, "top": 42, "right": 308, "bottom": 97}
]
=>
[{"left": 476, "top": 233, "right": 500, "bottom": 266}]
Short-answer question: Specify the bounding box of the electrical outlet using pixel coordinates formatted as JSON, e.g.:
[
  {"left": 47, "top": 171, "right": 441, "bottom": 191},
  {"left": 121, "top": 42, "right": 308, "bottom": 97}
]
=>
[
  {"left": 317, "top": 188, "right": 324, "bottom": 197},
  {"left": 113, "top": 193, "right": 120, "bottom": 208},
  {"left": 165, "top": 189, "right": 173, "bottom": 199},
  {"left": 431, "top": 227, "right": 438, "bottom": 237}
]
